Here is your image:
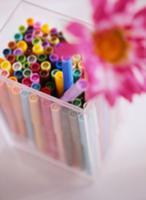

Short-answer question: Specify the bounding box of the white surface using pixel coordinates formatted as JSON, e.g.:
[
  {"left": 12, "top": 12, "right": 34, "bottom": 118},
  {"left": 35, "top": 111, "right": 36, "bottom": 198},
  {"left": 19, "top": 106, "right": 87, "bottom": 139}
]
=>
[{"left": 0, "top": 0, "right": 146, "bottom": 200}]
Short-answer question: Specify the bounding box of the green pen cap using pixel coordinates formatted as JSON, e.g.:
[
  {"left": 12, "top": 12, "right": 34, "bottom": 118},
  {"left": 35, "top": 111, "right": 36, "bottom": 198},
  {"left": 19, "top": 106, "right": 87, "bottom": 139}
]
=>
[
  {"left": 17, "top": 55, "right": 27, "bottom": 64},
  {"left": 73, "top": 98, "right": 82, "bottom": 107},
  {"left": 73, "top": 68, "right": 81, "bottom": 83},
  {"left": 37, "top": 54, "right": 47, "bottom": 62},
  {"left": 19, "top": 25, "right": 26, "bottom": 34}
]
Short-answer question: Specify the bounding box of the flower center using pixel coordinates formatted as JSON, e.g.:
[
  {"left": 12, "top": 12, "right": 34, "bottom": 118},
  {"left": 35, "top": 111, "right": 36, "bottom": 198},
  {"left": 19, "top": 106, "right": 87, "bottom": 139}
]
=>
[{"left": 93, "top": 28, "right": 128, "bottom": 64}]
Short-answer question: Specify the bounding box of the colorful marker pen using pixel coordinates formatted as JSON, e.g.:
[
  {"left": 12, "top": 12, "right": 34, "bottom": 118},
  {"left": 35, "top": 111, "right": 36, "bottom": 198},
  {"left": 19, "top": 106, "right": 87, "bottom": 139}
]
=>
[
  {"left": 0, "top": 69, "right": 10, "bottom": 78},
  {"left": 12, "top": 61, "right": 23, "bottom": 71},
  {"left": 3, "top": 48, "right": 12, "bottom": 57},
  {"left": 23, "top": 68, "right": 32, "bottom": 78},
  {"left": 14, "top": 33, "right": 23, "bottom": 42},
  {"left": 8, "top": 41, "right": 17, "bottom": 50},
  {"left": 73, "top": 68, "right": 82, "bottom": 83},
  {"left": 56, "top": 60, "right": 62, "bottom": 70},
  {"left": 0, "top": 60, "right": 12, "bottom": 73},
  {"left": 31, "top": 83, "right": 41, "bottom": 90},
  {"left": 22, "top": 77, "right": 32, "bottom": 87},
  {"left": 14, "top": 70, "right": 23, "bottom": 81},
  {"left": 45, "top": 81, "right": 55, "bottom": 95},
  {"left": 61, "top": 79, "right": 87, "bottom": 102},
  {"left": 6, "top": 55, "right": 16, "bottom": 64},
  {"left": 19, "top": 25, "right": 26, "bottom": 34},
  {"left": 51, "top": 69, "right": 59, "bottom": 79},
  {"left": 30, "top": 63, "right": 40, "bottom": 73},
  {"left": 39, "top": 70, "right": 50, "bottom": 84},
  {"left": 13, "top": 48, "right": 23, "bottom": 56},
  {"left": 62, "top": 57, "right": 73, "bottom": 91},
  {"left": 54, "top": 71, "right": 64, "bottom": 97},
  {"left": 27, "top": 55, "right": 37, "bottom": 64},
  {"left": 41, "top": 61, "right": 51, "bottom": 72},
  {"left": 73, "top": 98, "right": 82, "bottom": 107},
  {"left": 30, "top": 73, "right": 40, "bottom": 83},
  {"left": 49, "top": 53, "right": 59, "bottom": 64},
  {"left": 37, "top": 54, "right": 47, "bottom": 62},
  {"left": 41, "top": 87, "right": 51, "bottom": 95}
]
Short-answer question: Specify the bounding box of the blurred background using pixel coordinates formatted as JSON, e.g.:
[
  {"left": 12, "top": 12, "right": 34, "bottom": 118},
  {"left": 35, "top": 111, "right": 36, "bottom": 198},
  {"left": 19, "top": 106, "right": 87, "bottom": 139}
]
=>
[{"left": 0, "top": 0, "right": 146, "bottom": 200}]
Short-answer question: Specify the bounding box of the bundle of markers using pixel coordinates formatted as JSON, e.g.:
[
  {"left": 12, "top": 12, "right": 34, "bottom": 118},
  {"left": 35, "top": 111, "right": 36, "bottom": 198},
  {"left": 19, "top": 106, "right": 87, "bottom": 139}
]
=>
[{"left": 0, "top": 18, "right": 86, "bottom": 108}]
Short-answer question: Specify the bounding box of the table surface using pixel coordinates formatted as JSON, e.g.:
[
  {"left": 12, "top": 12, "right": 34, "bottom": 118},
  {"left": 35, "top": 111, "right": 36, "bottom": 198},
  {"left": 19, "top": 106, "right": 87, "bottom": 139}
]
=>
[{"left": 0, "top": 0, "right": 146, "bottom": 200}]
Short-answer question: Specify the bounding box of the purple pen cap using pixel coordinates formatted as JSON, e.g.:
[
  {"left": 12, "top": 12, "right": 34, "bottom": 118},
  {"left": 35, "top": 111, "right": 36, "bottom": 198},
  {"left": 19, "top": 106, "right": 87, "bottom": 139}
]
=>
[
  {"left": 30, "top": 73, "right": 40, "bottom": 83},
  {"left": 42, "top": 40, "right": 50, "bottom": 48},
  {"left": 50, "top": 28, "right": 58, "bottom": 35},
  {"left": 24, "top": 33, "right": 34, "bottom": 43},
  {"left": 49, "top": 53, "right": 59, "bottom": 63},
  {"left": 13, "top": 48, "right": 23, "bottom": 56}
]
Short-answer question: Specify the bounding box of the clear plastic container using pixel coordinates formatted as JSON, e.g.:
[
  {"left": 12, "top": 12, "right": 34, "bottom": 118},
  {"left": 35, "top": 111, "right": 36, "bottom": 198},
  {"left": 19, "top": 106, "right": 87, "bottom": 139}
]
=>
[{"left": 0, "top": 0, "right": 118, "bottom": 179}]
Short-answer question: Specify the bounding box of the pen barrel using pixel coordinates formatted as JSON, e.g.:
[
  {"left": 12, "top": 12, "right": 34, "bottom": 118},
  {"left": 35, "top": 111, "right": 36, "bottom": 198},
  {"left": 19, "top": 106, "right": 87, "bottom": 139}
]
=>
[
  {"left": 7, "top": 85, "right": 26, "bottom": 137},
  {"left": 20, "top": 91, "right": 34, "bottom": 141},
  {"left": 61, "top": 79, "right": 87, "bottom": 102},
  {"left": 61, "top": 107, "right": 74, "bottom": 166},
  {"left": 62, "top": 58, "right": 73, "bottom": 91},
  {"left": 69, "top": 111, "right": 84, "bottom": 169},
  {"left": 40, "top": 98, "right": 58, "bottom": 159},
  {"left": 50, "top": 103, "right": 66, "bottom": 162},
  {"left": 29, "top": 94, "right": 44, "bottom": 151},
  {"left": 0, "top": 81, "right": 18, "bottom": 133}
]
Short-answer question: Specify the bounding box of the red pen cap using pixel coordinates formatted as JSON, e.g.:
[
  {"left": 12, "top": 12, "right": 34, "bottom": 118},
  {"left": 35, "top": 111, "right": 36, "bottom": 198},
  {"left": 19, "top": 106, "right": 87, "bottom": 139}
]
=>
[
  {"left": 8, "top": 41, "right": 17, "bottom": 50},
  {"left": 22, "top": 77, "right": 32, "bottom": 87},
  {"left": 30, "top": 63, "right": 40, "bottom": 73},
  {"left": 6, "top": 54, "right": 16, "bottom": 64},
  {"left": 41, "top": 87, "right": 51, "bottom": 95}
]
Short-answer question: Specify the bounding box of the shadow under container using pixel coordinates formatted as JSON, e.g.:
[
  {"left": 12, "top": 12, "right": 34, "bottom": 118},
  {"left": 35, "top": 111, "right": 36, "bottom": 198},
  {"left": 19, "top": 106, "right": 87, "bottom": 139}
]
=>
[{"left": 0, "top": 0, "right": 118, "bottom": 179}]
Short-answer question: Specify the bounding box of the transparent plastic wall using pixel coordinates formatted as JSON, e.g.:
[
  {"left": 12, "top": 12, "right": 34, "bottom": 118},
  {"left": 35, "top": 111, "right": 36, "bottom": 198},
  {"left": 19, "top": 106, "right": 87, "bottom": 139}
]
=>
[{"left": 0, "top": 0, "right": 118, "bottom": 178}]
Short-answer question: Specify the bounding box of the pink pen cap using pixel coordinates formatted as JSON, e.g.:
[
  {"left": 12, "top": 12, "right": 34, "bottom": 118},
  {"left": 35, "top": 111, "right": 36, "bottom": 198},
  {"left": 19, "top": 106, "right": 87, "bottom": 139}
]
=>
[
  {"left": 33, "top": 22, "right": 41, "bottom": 31},
  {"left": 30, "top": 73, "right": 40, "bottom": 83},
  {"left": 61, "top": 79, "right": 87, "bottom": 102},
  {"left": 22, "top": 77, "right": 32, "bottom": 87},
  {"left": 0, "top": 69, "right": 10, "bottom": 78}
]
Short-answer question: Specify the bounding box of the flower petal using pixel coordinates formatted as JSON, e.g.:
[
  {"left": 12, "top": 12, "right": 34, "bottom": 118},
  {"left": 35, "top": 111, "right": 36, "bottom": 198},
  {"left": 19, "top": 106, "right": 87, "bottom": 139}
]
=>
[
  {"left": 91, "top": 0, "right": 109, "bottom": 23},
  {"left": 54, "top": 42, "right": 79, "bottom": 58},
  {"left": 66, "top": 22, "right": 90, "bottom": 40},
  {"left": 114, "top": 0, "right": 135, "bottom": 12},
  {"left": 134, "top": 7, "right": 146, "bottom": 28}
]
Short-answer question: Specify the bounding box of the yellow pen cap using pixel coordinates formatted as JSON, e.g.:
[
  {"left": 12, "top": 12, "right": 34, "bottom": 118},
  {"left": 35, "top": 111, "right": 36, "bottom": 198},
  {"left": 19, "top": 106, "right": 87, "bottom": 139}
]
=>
[
  {"left": 41, "top": 24, "right": 50, "bottom": 34},
  {"left": 49, "top": 36, "right": 60, "bottom": 45},
  {"left": 54, "top": 71, "right": 64, "bottom": 97},
  {"left": 32, "top": 44, "right": 44, "bottom": 55},
  {"left": 27, "top": 18, "right": 35, "bottom": 26},
  {"left": 0, "top": 60, "right": 11, "bottom": 72},
  {"left": 9, "top": 76, "right": 18, "bottom": 81},
  {"left": 41, "top": 61, "right": 51, "bottom": 71},
  {"left": 17, "top": 40, "right": 28, "bottom": 52}
]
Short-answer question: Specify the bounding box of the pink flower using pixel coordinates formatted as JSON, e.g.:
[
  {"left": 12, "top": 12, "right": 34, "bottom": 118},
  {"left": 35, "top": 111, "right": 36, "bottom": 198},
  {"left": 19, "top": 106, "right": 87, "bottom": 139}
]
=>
[{"left": 55, "top": 0, "right": 146, "bottom": 105}]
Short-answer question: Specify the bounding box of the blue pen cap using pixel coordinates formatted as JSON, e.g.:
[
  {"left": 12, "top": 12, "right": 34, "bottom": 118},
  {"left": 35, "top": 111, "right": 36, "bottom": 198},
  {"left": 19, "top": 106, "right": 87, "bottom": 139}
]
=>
[
  {"left": 14, "top": 33, "right": 23, "bottom": 42},
  {"left": 14, "top": 70, "right": 23, "bottom": 80},
  {"left": 62, "top": 57, "right": 73, "bottom": 91},
  {"left": 56, "top": 60, "right": 62, "bottom": 70},
  {"left": 31, "top": 83, "right": 41, "bottom": 90},
  {"left": 3, "top": 48, "right": 12, "bottom": 57}
]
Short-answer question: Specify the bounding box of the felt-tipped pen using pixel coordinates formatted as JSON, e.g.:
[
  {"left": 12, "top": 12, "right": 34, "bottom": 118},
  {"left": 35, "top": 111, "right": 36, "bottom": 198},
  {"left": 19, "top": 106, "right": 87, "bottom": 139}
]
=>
[{"left": 61, "top": 79, "right": 87, "bottom": 102}]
